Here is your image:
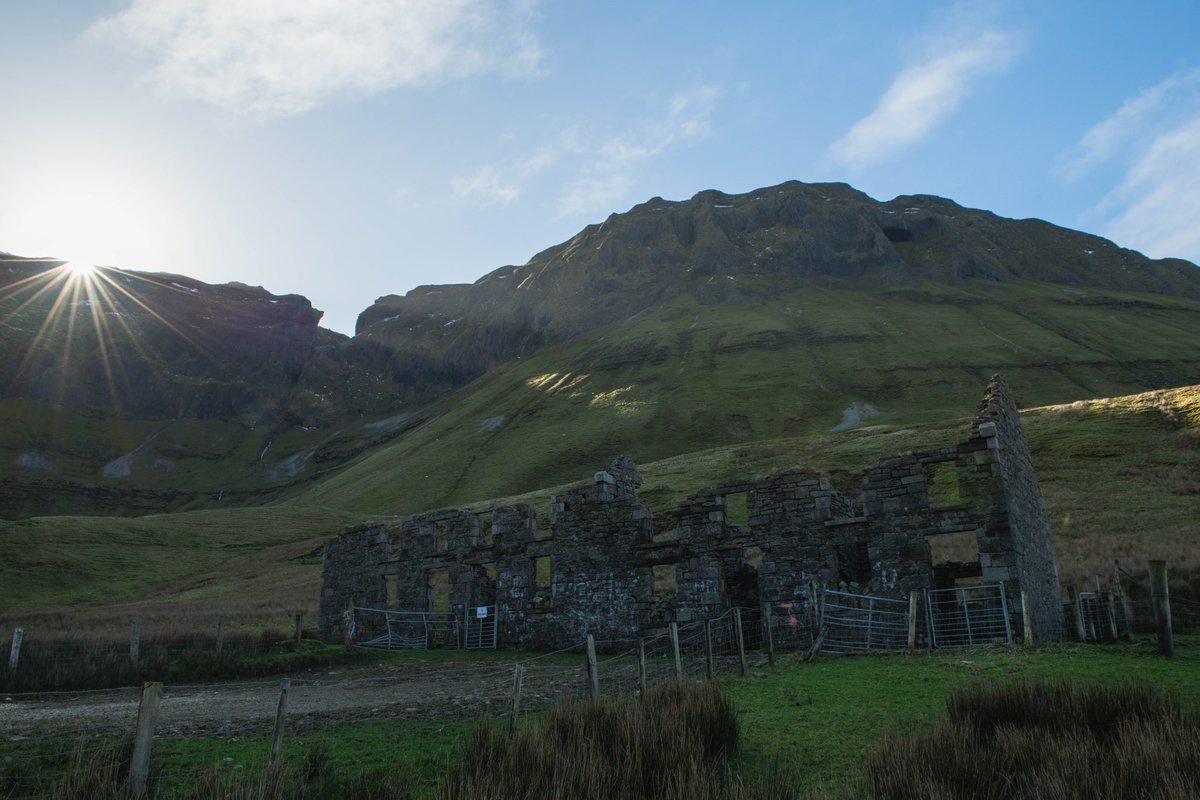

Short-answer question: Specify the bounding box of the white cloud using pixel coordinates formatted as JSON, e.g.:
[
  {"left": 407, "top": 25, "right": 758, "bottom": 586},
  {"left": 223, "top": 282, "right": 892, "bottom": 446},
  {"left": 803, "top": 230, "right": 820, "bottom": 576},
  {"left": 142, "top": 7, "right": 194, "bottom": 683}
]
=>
[
  {"left": 1061, "top": 68, "right": 1200, "bottom": 181},
  {"left": 1101, "top": 116, "right": 1200, "bottom": 262},
  {"left": 89, "top": 0, "right": 543, "bottom": 118},
  {"left": 1066, "top": 69, "right": 1200, "bottom": 263},
  {"left": 450, "top": 85, "right": 719, "bottom": 217},
  {"left": 451, "top": 165, "right": 524, "bottom": 207},
  {"left": 828, "top": 29, "right": 1022, "bottom": 172}
]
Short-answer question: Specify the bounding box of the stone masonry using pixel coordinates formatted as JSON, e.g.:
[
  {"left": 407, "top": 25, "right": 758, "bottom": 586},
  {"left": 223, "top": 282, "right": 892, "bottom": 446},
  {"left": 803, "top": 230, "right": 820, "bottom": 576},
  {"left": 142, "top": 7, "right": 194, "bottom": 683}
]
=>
[{"left": 318, "top": 376, "right": 1063, "bottom": 648}]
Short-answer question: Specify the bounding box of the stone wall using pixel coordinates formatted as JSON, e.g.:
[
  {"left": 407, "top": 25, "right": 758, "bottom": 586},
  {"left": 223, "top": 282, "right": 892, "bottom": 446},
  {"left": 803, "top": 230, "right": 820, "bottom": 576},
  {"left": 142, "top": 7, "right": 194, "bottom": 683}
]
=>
[{"left": 318, "top": 377, "right": 1064, "bottom": 647}]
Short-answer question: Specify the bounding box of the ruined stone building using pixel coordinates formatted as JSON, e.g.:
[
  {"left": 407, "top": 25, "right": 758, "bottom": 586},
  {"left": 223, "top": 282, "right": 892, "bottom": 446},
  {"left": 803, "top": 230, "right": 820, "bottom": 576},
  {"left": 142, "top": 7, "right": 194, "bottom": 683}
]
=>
[{"left": 318, "top": 376, "right": 1063, "bottom": 649}]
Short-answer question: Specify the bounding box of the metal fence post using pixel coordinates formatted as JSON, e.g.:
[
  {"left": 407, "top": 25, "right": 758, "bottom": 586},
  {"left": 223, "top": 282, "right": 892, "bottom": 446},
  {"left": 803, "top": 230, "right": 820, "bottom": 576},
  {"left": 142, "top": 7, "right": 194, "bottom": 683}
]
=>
[
  {"left": 669, "top": 622, "right": 683, "bottom": 678},
  {"left": 907, "top": 592, "right": 919, "bottom": 652},
  {"left": 733, "top": 609, "right": 747, "bottom": 676},
  {"left": 704, "top": 620, "right": 715, "bottom": 680},
  {"left": 761, "top": 602, "right": 775, "bottom": 666}
]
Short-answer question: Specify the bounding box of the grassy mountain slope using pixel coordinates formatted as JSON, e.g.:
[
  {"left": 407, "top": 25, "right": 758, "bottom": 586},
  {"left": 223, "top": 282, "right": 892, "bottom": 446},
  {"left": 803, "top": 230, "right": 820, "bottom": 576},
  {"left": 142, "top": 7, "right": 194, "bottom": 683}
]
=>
[
  {"left": 295, "top": 278, "right": 1200, "bottom": 515},
  {"left": 352, "top": 181, "right": 1200, "bottom": 401},
  {"left": 3, "top": 384, "right": 1196, "bottom": 636},
  {"left": 0, "top": 257, "right": 420, "bottom": 517}
]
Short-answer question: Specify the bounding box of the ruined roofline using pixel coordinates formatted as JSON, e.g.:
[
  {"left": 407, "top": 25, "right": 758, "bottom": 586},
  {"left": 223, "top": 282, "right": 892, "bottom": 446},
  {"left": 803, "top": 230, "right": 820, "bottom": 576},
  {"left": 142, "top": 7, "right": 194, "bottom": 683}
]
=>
[{"left": 318, "top": 376, "right": 1064, "bottom": 647}]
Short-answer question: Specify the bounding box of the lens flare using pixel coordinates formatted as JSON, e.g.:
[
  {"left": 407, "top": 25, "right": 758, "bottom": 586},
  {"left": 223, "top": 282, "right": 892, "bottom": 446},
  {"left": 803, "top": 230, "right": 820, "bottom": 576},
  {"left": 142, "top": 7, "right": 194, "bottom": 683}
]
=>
[{"left": 64, "top": 261, "right": 97, "bottom": 277}]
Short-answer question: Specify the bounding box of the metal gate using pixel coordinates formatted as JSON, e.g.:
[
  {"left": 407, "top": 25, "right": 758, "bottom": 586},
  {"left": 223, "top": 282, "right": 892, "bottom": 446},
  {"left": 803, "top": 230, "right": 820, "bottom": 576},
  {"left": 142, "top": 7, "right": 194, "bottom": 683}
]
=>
[
  {"left": 926, "top": 584, "right": 1011, "bottom": 648},
  {"left": 820, "top": 589, "right": 910, "bottom": 652},
  {"left": 353, "top": 605, "right": 498, "bottom": 650}
]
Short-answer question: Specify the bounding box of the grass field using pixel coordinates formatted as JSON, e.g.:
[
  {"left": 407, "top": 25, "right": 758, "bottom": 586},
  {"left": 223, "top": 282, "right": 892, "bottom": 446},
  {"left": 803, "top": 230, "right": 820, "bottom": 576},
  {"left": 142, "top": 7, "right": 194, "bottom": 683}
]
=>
[
  {"left": 3, "top": 640, "right": 1196, "bottom": 798},
  {"left": 2, "top": 384, "right": 1197, "bottom": 638}
]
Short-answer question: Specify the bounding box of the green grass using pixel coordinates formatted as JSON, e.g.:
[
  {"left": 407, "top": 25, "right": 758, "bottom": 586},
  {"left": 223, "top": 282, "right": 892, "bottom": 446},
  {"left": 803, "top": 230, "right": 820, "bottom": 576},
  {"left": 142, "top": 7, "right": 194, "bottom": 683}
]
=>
[
  {"left": 292, "top": 280, "right": 1200, "bottom": 516},
  {"left": 0, "top": 506, "right": 375, "bottom": 631},
  {"left": 727, "top": 639, "right": 1200, "bottom": 793},
  {"left": 4, "top": 642, "right": 1197, "bottom": 798},
  {"left": 4, "top": 384, "right": 1197, "bottom": 634}
]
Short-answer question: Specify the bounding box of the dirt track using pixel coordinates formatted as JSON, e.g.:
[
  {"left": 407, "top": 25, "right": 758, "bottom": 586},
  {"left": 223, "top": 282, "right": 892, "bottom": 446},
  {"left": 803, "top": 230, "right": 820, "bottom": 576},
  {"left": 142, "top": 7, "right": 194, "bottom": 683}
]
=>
[{"left": 1, "top": 658, "right": 589, "bottom": 739}]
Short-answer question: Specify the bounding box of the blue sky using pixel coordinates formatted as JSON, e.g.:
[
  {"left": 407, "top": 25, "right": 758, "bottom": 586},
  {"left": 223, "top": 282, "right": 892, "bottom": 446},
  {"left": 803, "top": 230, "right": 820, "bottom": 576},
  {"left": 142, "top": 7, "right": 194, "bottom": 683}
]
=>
[{"left": 2, "top": 1, "right": 1199, "bottom": 334}]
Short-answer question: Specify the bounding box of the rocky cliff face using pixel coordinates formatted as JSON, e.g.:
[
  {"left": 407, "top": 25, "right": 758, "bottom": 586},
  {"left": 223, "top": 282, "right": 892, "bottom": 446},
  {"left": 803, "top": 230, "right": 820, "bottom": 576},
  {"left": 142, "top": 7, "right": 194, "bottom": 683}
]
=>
[
  {"left": 0, "top": 256, "right": 413, "bottom": 517},
  {"left": 355, "top": 181, "right": 1200, "bottom": 403},
  {"left": 0, "top": 257, "right": 405, "bottom": 426}
]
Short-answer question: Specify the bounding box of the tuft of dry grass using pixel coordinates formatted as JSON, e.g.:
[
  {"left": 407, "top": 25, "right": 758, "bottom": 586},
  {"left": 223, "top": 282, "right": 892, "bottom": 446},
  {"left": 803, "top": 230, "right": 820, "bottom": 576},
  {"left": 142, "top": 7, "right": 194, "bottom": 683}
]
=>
[
  {"left": 868, "top": 680, "right": 1200, "bottom": 800},
  {"left": 438, "top": 681, "right": 798, "bottom": 800}
]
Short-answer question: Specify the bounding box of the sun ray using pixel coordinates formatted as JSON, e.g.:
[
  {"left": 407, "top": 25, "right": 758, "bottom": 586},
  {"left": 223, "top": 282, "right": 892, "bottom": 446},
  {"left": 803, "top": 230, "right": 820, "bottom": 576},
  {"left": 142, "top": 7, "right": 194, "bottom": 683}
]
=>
[
  {"left": 12, "top": 270, "right": 79, "bottom": 386},
  {"left": 0, "top": 266, "right": 72, "bottom": 327},
  {"left": 5, "top": 259, "right": 241, "bottom": 417},
  {"left": 83, "top": 272, "right": 125, "bottom": 414},
  {"left": 53, "top": 273, "right": 86, "bottom": 404},
  {"left": 92, "top": 269, "right": 216, "bottom": 358}
]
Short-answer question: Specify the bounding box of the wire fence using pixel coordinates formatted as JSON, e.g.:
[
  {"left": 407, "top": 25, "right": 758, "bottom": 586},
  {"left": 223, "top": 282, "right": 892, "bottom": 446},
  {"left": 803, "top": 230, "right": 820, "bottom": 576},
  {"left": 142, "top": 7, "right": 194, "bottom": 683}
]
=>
[{"left": 3, "top": 565, "right": 1195, "bottom": 798}]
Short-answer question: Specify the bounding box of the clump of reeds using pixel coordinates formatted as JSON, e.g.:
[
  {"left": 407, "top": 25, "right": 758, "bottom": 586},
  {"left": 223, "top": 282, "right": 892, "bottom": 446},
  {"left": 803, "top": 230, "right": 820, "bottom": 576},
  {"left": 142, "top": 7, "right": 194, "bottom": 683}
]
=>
[
  {"left": 869, "top": 680, "right": 1200, "bottom": 800},
  {"left": 439, "top": 681, "right": 796, "bottom": 800},
  {"left": 46, "top": 739, "right": 129, "bottom": 800}
]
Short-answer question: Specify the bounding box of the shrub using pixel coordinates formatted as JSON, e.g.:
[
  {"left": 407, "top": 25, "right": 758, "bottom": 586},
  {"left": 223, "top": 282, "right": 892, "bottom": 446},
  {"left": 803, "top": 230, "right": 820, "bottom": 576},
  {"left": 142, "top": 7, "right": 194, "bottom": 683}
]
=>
[
  {"left": 439, "top": 681, "right": 796, "bottom": 800},
  {"left": 868, "top": 680, "right": 1200, "bottom": 800}
]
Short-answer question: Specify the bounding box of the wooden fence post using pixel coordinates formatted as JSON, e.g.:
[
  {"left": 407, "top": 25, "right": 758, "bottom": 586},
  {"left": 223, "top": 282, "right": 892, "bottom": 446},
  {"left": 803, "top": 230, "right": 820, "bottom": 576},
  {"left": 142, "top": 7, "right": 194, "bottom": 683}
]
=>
[
  {"left": 7, "top": 628, "right": 22, "bottom": 673},
  {"left": 128, "top": 681, "right": 162, "bottom": 799},
  {"left": 1096, "top": 575, "right": 1118, "bottom": 641},
  {"left": 1067, "top": 585, "right": 1086, "bottom": 642},
  {"left": 1113, "top": 562, "right": 1133, "bottom": 640},
  {"left": 669, "top": 622, "right": 682, "bottom": 678},
  {"left": 294, "top": 611, "right": 304, "bottom": 650},
  {"left": 733, "top": 609, "right": 747, "bottom": 677},
  {"left": 1106, "top": 593, "right": 1121, "bottom": 642},
  {"left": 129, "top": 619, "right": 140, "bottom": 664},
  {"left": 508, "top": 663, "right": 524, "bottom": 735},
  {"left": 215, "top": 618, "right": 224, "bottom": 654},
  {"left": 907, "top": 592, "right": 919, "bottom": 652},
  {"left": 637, "top": 637, "right": 647, "bottom": 698},
  {"left": 704, "top": 620, "right": 715, "bottom": 681},
  {"left": 1148, "top": 560, "right": 1174, "bottom": 658},
  {"left": 761, "top": 603, "right": 775, "bottom": 666},
  {"left": 585, "top": 634, "right": 600, "bottom": 702},
  {"left": 1020, "top": 591, "right": 1034, "bottom": 646},
  {"left": 270, "top": 678, "right": 290, "bottom": 764}
]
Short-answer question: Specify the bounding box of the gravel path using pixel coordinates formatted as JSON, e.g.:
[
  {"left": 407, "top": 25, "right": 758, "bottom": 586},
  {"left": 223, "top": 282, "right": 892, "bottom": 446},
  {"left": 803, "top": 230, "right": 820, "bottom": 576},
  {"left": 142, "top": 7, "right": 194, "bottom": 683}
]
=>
[{"left": 1, "top": 658, "right": 593, "bottom": 740}]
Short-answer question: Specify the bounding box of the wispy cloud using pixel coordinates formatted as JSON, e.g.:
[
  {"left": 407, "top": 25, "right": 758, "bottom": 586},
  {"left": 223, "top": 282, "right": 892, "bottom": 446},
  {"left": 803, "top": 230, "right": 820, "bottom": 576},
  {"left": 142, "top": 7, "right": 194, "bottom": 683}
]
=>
[
  {"left": 1098, "top": 116, "right": 1200, "bottom": 262},
  {"left": 828, "top": 28, "right": 1022, "bottom": 172},
  {"left": 1060, "top": 68, "right": 1200, "bottom": 181},
  {"left": 451, "top": 85, "right": 720, "bottom": 216},
  {"left": 1067, "top": 69, "right": 1200, "bottom": 263},
  {"left": 88, "top": 0, "right": 543, "bottom": 119}
]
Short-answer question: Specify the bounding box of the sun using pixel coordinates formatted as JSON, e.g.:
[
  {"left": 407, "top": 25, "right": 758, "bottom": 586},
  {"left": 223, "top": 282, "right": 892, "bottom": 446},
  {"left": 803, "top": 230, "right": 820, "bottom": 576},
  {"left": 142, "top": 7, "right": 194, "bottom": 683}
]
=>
[
  {"left": 0, "top": 165, "right": 177, "bottom": 270},
  {"left": 64, "top": 261, "right": 98, "bottom": 277}
]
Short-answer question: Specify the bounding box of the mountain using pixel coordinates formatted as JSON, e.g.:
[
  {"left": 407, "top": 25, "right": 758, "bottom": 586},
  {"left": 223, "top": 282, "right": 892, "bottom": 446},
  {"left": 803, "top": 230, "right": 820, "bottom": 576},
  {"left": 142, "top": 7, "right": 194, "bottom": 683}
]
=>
[
  {"left": 353, "top": 181, "right": 1200, "bottom": 400},
  {"left": 3, "top": 180, "right": 1200, "bottom": 519},
  {"left": 0, "top": 255, "right": 411, "bottom": 516}
]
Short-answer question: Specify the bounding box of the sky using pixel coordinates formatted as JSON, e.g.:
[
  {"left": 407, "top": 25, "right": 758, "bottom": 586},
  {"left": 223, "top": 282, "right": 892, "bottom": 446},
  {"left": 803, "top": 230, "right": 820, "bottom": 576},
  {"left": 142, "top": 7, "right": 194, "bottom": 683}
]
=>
[{"left": 2, "top": 1, "right": 1199, "bottom": 335}]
